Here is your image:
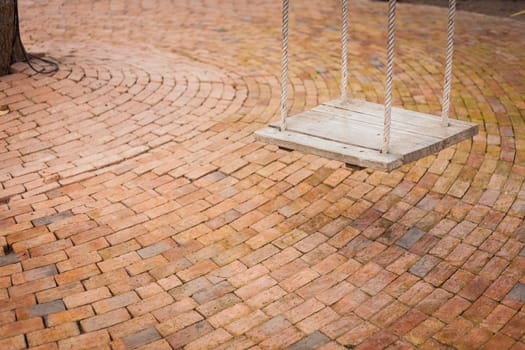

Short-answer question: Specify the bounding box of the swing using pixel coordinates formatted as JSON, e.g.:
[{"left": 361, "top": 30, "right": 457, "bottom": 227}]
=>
[{"left": 255, "top": 0, "right": 478, "bottom": 172}]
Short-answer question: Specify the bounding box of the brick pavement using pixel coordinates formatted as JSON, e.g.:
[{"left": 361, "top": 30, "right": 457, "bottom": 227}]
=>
[{"left": 0, "top": 0, "right": 524, "bottom": 349}]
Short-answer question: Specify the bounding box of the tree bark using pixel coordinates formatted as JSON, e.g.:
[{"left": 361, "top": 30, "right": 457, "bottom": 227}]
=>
[{"left": 0, "top": 0, "right": 25, "bottom": 76}]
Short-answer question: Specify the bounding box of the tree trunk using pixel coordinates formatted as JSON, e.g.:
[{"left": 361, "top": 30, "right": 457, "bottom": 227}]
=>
[{"left": 0, "top": 0, "right": 25, "bottom": 76}]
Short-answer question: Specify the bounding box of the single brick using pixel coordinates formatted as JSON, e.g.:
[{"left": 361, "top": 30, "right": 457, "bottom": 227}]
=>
[
  {"left": 28, "top": 300, "right": 66, "bottom": 318},
  {"left": 81, "top": 308, "right": 131, "bottom": 332},
  {"left": 58, "top": 329, "right": 110, "bottom": 350},
  {"left": 32, "top": 210, "right": 73, "bottom": 227},
  {"left": 0, "top": 253, "right": 20, "bottom": 267},
  {"left": 196, "top": 293, "right": 242, "bottom": 318},
  {"left": 225, "top": 310, "right": 269, "bottom": 336},
  {"left": 506, "top": 283, "right": 525, "bottom": 303},
  {"left": 0, "top": 335, "right": 26, "bottom": 350},
  {"left": 122, "top": 327, "right": 162, "bottom": 349},
  {"left": 185, "top": 328, "right": 233, "bottom": 350},
  {"left": 166, "top": 320, "right": 214, "bottom": 348},
  {"left": 246, "top": 315, "right": 292, "bottom": 343},
  {"left": 409, "top": 255, "right": 441, "bottom": 278},
  {"left": 396, "top": 227, "right": 426, "bottom": 250},
  {"left": 288, "top": 331, "right": 331, "bottom": 350},
  {"left": 92, "top": 291, "right": 140, "bottom": 314},
  {"left": 127, "top": 292, "right": 173, "bottom": 316},
  {"left": 109, "top": 313, "right": 158, "bottom": 340},
  {"left": 137, "top": 241, "right": 173, "bottom": 259},
  {"left": 192, "top": 280, "right": 234, "bottom": 304}
]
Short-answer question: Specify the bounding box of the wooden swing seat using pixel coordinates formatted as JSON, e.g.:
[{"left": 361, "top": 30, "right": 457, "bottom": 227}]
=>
[{"left": 255, "top": 98, "right": 478, "bottom": 172}]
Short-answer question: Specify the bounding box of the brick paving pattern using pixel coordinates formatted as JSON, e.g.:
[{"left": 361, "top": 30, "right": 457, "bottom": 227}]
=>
[{"left": 0, "top": 0, "right": 524, "bottom": 349}]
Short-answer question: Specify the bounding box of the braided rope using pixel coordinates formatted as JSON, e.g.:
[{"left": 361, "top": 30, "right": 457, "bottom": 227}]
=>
[
  {"left": 441, "top": 0, "right": 456, "bottom": 127},
  {"left": 382, "top": 0, "right": 396, "bottom": 154},
  {"left": 341, "top": 0, "right": 349, "bottom": 102},
  {"left": 280, "top": 0, "right": 289, "bottom": 132}
]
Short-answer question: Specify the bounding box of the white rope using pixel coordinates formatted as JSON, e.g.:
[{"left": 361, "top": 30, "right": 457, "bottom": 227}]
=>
[
  {"left": 341, "top": 0, "right": 349, "bottom": 102},
  {"left": 441, "top": 0, "right": 456, "bottom": 127},
  {"left": 280, "top": 0, "right": 289, "bottom": 132},
  {"left": 382, "top": 0, "right": 396, "bottom": 154}
]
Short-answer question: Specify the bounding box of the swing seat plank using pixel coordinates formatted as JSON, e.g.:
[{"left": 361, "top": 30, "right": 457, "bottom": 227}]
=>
[{"left": 255, "top": 99, "right": 478, "bottom": 172}]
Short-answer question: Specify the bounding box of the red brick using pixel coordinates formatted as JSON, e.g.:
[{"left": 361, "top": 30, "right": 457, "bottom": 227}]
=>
[
  {"left": 281, "top": 268, "right": 320, "bottom": 292},
  {"left": 284, "top": 298, "right": 324, "bottom": 324},
  {"left": 27, "top": 322, "right": 80, "bottom": 347},
  {"left": 11, "top": 265, "right": 58, "bottom": 285},
  {"left": 0, "top": 317, "right": 44, "bottom": 339},
  {"left": 225, "top": 310, "right": 269, "bottom": 336},
  {"left": 8, "top": 276, "right": 56, "bottom": 297},
  {"left": 54, "top": 264, "right": 100, "bottom": 285},
  {"left": 177, "top": 259, "right": 218, "bottom": 281},
  {"left": 296, "top": 307, "right": 340, "bottom": 334},
  {"left": 80, "top": 308, "right": 131, "bottom": 332},
  {"left": 337, "top": 322, "right": 379, "bottom": 347},
  {"left": 481, "top": 304, "right": 517, "bottom": 333},
  {"left": 388, "top": 309, "right": 427, "bottom": 337},
  {"left": 127, "top": 291, "right": 173, "bottom": 316},
  {"left": 259, "top": 326, "right": 304, "bottom": 349},
  {"left": 235, "top": 275, "right": 277, "bottom": 300},
  {"left": 0, "top": 335, "right": 26, "bottom": 350},
  {"left": 152, "top": 297, "right": 198, "bottom": 322},
  {"left": 404, "top": 317, "right": 444, "bottom": 346},
  {"left": 46, "top": 305, "right": 95, "bottom": 327},
  {"left": 433, "top": 296, "right": 471, "bottom": 323},
  {"left": 21, "top": 252, "right": 67, "bottom": 271},
  {"left": 355, "top": 293, "right": 394, "bottom": 320},
  {"left": 36, "top": 281, "right": 85, "bottom": 303},
  {"left": 83, "top": 268, "right": 129, "bottom": 289},
  {"left": 481, "top": 333, "right": 516, "bottom": 350},
  {"left": 57, "top": 329, "right": 110, "bottom": 350},
  {"left": 108, "top": 313, "right": 158, "bottom": 339},
  {"left": 165, "top": 320, "right": 214, "bottom": 348},
  {"left": 433, "top": 317, "right": 474, "bottom": 346},
  {"left": 333, "top": 287, "right": 369, "bottom": 315},
  {"left": 63, "top": 287, "right": 111, "bottom": 309}
]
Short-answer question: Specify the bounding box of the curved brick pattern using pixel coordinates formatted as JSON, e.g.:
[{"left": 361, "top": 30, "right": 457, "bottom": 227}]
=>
[{"left": 0, "top": 0, "right": 524, "bottom": 349}]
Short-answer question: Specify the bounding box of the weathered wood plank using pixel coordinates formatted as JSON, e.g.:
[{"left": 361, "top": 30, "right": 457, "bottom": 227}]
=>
[
  {"left": 254, "top": 126, "right": 403, "bottom": 172},
  {"left": 256, "top": 99, "right": 478, "bottom": 172}
]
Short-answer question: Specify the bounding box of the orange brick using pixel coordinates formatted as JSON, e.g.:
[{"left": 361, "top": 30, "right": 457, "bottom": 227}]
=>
[
  {"left": 208, "top": 303, "right": 251, "bottom": 328},
  {"left": 108, "top": 313, "right": 158, "bottom": 339},
  {"left": 27, "top": 322, "right": 80, "bottom": 347},
  {"left": 0, "top": 317, "right": 44, "bottom": 339},
  {"left": 225, "top": 310, "right": 269, "bottom": 336},
  {"left": 54, "top": 264, "right": 100, "bottom": 285},
  {"left": 127, "top": 292, "right": 173, "bottom": 316},
  {"left": 0, "top": 335, "right": 26, "bottom": 350},
  {"left": 92, "top": 291, "right": 140, "bottom": 314},
  {"left": 185, "top": 328, "right": 233, "bottom": 350},
  {"left": 237, "top": 273, "right": 278, "bottom": 299},
  {"left": 157, "top": 311, "right": 204, "bottom": 337},
  {"left": 57, "top": 329, "right": 110, "bottom": 350},
  {"left": 63, "top": 287, "right": 112, "bottom": 309},
  {"left": 46, "top": 305, "right": 95, "bottom": 327},
  {"left": 97, "top": 252, "right": 141, "bottom": 272},
  {"left": 176, "top": 259, "right": 217, "bottom": 281},
  {"left": 80, "top": 308, "right": 131, "bottom": 332},
  {"left": 36, "top": 281, "right": 85, "bottom": 303},
  {"left": 56, "top": 251, "right": 102, "bottom": 272},
  {"left": 8, "top": 276, "right": 56, "bottom": 297}
]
